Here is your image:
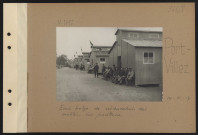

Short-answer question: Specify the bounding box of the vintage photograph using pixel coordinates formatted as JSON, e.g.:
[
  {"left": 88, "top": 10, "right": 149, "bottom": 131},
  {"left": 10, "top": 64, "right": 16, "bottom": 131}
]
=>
[{"left": 56, "top": 27, "right": 163, "bottom": 101}]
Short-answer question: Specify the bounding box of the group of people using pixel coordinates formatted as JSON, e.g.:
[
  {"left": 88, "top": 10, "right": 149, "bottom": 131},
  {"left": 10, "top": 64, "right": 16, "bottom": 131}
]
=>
[
  {"left": 74, "top": 64, "right": 85, "bottom": 70},
  {"left": 75, "top": 63, "right": 135, "bottom": 86},
  {"left": 102, "top": 64, "right": 135, "bottom": 86}
]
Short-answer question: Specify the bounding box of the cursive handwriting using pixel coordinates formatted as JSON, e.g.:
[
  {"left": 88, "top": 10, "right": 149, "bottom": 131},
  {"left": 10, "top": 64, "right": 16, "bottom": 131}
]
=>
[
  {"left": 58, "top": 105, "right": 147, "bottom": 119},
  {"left": 164, "top": 37, "right": 190, "bottom": 74}
]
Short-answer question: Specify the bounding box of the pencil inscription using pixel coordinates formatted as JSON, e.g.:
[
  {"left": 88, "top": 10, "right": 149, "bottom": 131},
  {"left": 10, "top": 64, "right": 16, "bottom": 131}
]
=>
[
  {"left": 164, "top": 37, "right": 190, "bottom": 74},
  {"left": 57, "top": 19, "right": 74, "bottom": 26},
  {"left": 58, "top": 104, "right": 147, "bottom": 119},
  {"left": 168, "top": 5, "right": 185, "bottom": 13}
]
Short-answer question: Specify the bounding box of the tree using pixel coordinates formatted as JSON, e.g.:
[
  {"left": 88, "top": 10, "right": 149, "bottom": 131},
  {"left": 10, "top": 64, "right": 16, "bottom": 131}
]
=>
[{"left": 56, "top": 54, "right": 70, "bottom": 67}]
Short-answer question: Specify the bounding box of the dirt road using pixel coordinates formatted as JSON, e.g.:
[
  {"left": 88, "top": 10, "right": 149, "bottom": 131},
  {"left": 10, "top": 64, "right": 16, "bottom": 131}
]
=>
[{"left": 56, "top": 67, "right": 162, "bottom": 101}]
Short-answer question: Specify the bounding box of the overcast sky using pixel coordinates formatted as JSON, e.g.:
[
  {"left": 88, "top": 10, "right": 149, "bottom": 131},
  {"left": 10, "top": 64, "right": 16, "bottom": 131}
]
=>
[{"left": 56, "top": 27, "right": 117, "bottom": 59}]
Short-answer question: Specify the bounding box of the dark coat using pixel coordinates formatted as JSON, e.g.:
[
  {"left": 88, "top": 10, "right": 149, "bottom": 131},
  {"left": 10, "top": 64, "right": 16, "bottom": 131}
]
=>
[{"left": 94, "top": 65, "right": 99, "bottom": 71}]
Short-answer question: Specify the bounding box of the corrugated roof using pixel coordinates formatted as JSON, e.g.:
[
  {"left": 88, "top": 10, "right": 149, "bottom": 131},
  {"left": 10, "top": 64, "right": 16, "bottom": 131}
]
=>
[
  {"left": 93, "top": 51, "right": 109, "bottom": 55},
  {"left": 122, "top": 39, "right": 162, "bottom": 47},
  {"left": 115, "top": 27, "right": 163, "bottom": 35},
  {"left": 91, "top": 45, "right": 112, "bottom": 48}
]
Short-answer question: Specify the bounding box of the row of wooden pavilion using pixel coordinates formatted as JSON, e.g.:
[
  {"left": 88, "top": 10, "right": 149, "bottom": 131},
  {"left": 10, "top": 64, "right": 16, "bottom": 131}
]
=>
[{"left": 73, "top": 28, "right": 162, "bottom": 85}]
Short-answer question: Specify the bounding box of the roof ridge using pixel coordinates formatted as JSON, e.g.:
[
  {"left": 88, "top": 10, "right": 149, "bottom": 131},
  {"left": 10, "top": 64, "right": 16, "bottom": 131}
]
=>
[
  {"left": 122, "top": 39, "right": 162, "bottom": 47},
  {"left": 115, "top": 28, "right": 163, "bottom": 35}
]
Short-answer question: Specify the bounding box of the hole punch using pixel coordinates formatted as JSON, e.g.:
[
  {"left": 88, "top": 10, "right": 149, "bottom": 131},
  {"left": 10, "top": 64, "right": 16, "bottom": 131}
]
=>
[
  {"left": 8, "top": 102, "right": 12, "bottom": 106},
  {"left": 8, "top": 89, "right": 12, "bottom": 93},
  {"left": 7, "top": 46, "right": 11, "bottom": 50},
  {"left": 7, "top": 32, "right": 11, "bottom": 36}
]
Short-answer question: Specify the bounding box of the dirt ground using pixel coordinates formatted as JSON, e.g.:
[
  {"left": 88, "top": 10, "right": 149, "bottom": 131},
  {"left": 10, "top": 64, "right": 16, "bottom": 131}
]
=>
[{"left": 56, "top": 67, "right": 162, "bottom": 101}]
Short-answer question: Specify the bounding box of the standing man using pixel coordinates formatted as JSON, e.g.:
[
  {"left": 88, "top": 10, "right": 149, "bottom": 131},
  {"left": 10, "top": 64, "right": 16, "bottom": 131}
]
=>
[{"left": 94, "top": 63, "right": 99, "bottom": 78}]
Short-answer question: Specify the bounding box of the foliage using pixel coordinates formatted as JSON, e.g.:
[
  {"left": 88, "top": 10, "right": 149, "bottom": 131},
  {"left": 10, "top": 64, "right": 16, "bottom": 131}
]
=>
[{"left": 56, "top": 54, "right": 71, "bottom": 67}]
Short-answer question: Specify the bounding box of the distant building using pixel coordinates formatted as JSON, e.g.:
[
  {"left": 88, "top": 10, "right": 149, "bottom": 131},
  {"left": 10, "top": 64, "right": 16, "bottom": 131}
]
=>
[
  {"left": 108, "top": 28, "right": 162, "bottom": 85},
  {"left": 90, "top": 45, "right": 111, "bottom": 73},
  {"left": 82, "top": 52, "right": 90, "bottom": 70},
  {"left": 77, "top": 55, "right": 83, "bottom": 66},
  {"left": 73, "top": 57, "right": 78, "bottom": 66}
]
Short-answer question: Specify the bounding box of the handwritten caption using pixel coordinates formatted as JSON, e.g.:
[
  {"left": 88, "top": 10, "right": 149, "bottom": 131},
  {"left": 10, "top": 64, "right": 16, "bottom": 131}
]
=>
[
  {"left": 168, "top": 5, "right": 185, "bottom": 14},
  {"left": 59, "top": 105, "right": 147, "bottom": 119},
  {"left": 164, "top": 37, "right": 191, "bottom": 74},
  {"left": 164, "top": 96, "right": 191, "bottom": 104},
  {"left": 58, "top": 19, "right": 74, "bottom": 26}
]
